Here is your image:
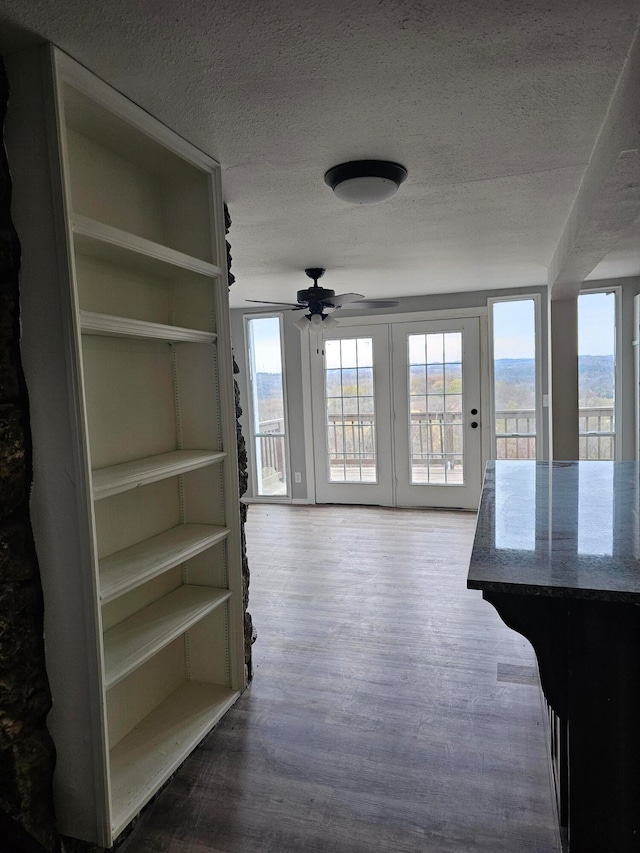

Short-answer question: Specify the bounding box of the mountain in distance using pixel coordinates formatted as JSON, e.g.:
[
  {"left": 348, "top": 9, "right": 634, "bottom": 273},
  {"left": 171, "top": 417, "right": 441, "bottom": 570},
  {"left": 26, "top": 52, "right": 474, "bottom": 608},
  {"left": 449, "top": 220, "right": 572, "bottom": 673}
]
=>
[
  {"left": 255, "top": 354, "right": 615, "bottom": 408},
  {"left": 256, "top": 372, "right": 283, "bottom": 397},
  {"left": 576, "top": 355, "right": 615, "bottom": 400},
  {"left": 495, "top": 355, "right": 614, "bottom": 408},
  {"left": 494, "top": 358, "right": 535, "bottom": 384}
]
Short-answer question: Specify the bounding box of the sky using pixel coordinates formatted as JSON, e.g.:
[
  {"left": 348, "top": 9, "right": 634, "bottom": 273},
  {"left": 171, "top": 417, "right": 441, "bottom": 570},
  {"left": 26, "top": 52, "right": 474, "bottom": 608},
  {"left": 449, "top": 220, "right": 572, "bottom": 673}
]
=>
[
  {"left": 493, "top": 292, "right": 615, "bottom": 359},
  {"left": 577, "top": 291, "right": 616, "bottom": 356},
  {"left": 492, "top": 299, "right": 536, "bottom": 360},
  {"left": 249, "top": 291, "right": 617, "bottom": 375},
  {"left": 248, "top": 316, "right": 283, "bottom": 373}
]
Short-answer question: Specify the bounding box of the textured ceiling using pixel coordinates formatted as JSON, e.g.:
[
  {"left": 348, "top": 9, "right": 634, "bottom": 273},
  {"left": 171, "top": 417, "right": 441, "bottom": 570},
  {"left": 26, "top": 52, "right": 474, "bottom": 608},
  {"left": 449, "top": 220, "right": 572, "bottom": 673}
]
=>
[{"left": 0, "top": 0, "right": 639, "bottom": 307}]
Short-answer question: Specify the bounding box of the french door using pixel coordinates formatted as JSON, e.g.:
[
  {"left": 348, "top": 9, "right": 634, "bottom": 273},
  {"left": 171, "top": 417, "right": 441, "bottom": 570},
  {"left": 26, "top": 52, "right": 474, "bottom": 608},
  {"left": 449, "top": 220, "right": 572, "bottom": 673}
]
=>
[
  {"left": 391, "top": 318, "right": 481, "bottom": 508},
  {"left": 310, "top": 317, "right": 482, "bottom": 509},
  {"left": 311, "top": 325, "right": 394, "bottom": 505}
]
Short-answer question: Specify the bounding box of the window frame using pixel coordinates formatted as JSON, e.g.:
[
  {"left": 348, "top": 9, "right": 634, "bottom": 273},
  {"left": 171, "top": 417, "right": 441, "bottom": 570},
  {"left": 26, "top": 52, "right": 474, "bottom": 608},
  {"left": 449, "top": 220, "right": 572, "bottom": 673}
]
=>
[
  {"left": 487, "top": 293, "right": 542, "bottom": 461},
  {"left": 577, "top": 285, "right": 622, "bottom": 461},
  {"left": 243, "top": 311, "right": 292, "bottom": 500}
]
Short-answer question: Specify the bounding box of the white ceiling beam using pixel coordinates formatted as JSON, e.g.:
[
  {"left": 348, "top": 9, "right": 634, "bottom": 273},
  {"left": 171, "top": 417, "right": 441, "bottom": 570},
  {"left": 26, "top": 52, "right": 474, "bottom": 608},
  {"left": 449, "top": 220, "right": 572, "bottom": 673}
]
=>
[{"left": 548, "top": 25, "right": 640, "bottom": 301}]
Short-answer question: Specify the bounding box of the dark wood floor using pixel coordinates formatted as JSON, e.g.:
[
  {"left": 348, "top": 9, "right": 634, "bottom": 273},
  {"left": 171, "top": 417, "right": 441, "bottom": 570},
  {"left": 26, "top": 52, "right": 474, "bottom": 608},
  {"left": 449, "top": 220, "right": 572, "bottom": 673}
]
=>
[{"left": 118, "top": 504, "right": 561, "bottom": 852}]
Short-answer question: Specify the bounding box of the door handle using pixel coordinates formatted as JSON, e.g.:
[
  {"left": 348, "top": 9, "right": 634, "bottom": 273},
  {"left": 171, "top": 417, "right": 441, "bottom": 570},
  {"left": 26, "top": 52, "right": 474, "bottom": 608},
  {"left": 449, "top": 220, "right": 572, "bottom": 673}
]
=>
[{"left": 471, "top": 421, "right": 479, "bottom": 429}]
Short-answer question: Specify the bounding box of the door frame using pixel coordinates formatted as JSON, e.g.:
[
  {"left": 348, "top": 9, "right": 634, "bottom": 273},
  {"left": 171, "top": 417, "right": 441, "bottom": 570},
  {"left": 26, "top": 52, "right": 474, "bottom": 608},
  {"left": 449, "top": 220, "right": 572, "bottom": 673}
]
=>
[
  {"left": 391, "top": 316, "right": 482, "bottom": 509},
  {"left": 309, "top": 324, "right": 394, "bottom": 505},
  {"left": 301, "top": 307, "right": 491, "bottom": 507}
]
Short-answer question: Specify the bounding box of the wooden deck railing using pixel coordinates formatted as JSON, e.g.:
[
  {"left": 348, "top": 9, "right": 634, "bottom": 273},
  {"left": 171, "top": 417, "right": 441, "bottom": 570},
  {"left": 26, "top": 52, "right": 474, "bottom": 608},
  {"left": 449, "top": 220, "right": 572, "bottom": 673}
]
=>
[
  {"left": 494, "top": 406, "right": 614, "bottom": 460},
  {"left": 254, "top": 405, "right": 615, "bottom": 485},
  {"left": 255, "top": 417, "right": 286, "bottom": 488},
  {"left": 322, "top": 406, "right": 615, "bottom": 462}
]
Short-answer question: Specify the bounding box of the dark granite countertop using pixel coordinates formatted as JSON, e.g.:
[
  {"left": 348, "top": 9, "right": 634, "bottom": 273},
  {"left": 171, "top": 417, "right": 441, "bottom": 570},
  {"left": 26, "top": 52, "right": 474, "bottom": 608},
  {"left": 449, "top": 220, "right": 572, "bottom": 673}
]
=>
[{"left": 467, "top": 460, "right": 640, "bottom": 603}]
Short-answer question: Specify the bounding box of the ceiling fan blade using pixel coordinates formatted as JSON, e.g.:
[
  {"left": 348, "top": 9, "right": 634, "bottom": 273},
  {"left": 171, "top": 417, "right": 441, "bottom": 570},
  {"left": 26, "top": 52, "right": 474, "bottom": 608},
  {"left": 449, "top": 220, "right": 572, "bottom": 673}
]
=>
[
  {"left": 349, "top": 299, "right": 400, "bottom": 309},
  {"left": 245, "top": 299, "right": 302, "bottom": 308},
  {"left": 324, "top": 292, "right": 365, "bottom": 306}
]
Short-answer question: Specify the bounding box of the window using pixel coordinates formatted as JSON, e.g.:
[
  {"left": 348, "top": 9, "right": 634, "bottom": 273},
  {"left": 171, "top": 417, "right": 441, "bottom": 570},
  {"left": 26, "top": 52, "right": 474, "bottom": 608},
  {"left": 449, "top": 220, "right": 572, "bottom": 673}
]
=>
[
  {"left": 490, "top": 297, "right": 539, "bottom": 459},
  {"left": 245, "top": 315, "right": 289, "bottom": 496},
  {"left": 324, "top": 337, "right": 377, "bottom": 483},
  {"left": 578, "top": 290, "right": 616, "bottom": 460}
]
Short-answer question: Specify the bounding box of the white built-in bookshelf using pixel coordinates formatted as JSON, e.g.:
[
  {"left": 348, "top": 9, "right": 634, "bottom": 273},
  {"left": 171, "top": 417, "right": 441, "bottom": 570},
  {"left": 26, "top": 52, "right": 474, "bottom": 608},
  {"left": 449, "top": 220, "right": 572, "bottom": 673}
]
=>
[{"left": 6, "top": 45, "right": 246, "bottom": 846}]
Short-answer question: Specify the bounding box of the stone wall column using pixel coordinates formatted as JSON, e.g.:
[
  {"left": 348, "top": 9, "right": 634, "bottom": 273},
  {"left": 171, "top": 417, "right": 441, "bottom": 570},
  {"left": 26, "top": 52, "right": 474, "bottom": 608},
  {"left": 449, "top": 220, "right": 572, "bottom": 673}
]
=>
[
  {"left": 224, "top": 205, "right": 254, "bottom": 680},
  {"left": 0, "top": 60, "right": 59, "bottom": 852}
]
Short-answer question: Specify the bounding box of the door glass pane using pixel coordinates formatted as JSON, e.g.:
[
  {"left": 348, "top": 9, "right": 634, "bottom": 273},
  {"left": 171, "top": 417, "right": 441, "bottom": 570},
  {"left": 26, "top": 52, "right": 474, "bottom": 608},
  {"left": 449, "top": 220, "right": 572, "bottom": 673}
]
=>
[
  {"left": 325, "top": 339, "right": 341, "bottom": 369},
  {"left": 408, "top": 332, "right": 463, "bottom": 485},
  {"left": 357, "top": 367, "right": 373, "bottom": 396},
  {"left": 409, "top": 334, "right": 426, "bottom": 364},
  {"left": 426, "top": 335, "right": 443, "bottom": 364},
  {"left": 325, "top": 368, "right": 342, "bottom": 397},
  {"left": 247, "top": 316, "right": 288, "bottom": 496},
  {"left": 492, "top": 299, "right": 537, "bottom": 459},
  {"left": 444, "top": 363, "right": 461, "bottom": 391},
  {"left": 578, "top": 291, "right": 615, "bottom": 459},
  {"left": 325, "top": 337, "right": 377, "bottom": 483},
  {"left": 444, "top": 332, "right": 462, "bottom": 363},
  {"left": 356, "top": 338, "right": 373, "bottom": 367},
  {"left": 340, "top": 338, "right": 358, "bottom": 368}
]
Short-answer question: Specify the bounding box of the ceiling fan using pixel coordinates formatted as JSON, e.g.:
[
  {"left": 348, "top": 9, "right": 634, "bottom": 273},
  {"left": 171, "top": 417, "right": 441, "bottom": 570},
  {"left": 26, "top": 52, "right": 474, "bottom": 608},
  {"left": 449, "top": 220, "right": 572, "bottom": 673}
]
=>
[{"left": 246, "top": 268, "right": 399, "bottom": 327}]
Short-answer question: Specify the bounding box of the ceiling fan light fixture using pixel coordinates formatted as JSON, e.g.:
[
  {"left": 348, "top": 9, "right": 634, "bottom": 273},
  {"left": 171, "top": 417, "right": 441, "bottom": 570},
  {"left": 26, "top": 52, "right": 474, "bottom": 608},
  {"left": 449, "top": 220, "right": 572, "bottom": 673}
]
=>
[
  {"left": 322, "top": 314, "right": 339, "bottom": 331},
  {"left": 293, "top": 314, "right": 311, "bottom": 332},
  {"left": 293, "top": 311, "right": 339, "bottom": 335},
  {"left": 324, "top": 160, "right": 408, "bottom": 204}
]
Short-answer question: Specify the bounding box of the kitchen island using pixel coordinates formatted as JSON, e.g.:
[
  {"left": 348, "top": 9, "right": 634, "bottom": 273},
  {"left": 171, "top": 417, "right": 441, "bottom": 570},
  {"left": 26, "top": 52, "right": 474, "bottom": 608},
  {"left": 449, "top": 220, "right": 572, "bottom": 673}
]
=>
[{"left": 468, "top": 460, "right": 640, "bottom": 853}]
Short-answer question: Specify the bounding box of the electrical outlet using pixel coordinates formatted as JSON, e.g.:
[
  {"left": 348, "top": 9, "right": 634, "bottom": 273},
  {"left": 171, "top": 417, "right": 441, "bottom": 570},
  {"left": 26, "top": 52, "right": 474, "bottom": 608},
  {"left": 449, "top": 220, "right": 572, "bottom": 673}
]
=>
[{"left": 294, "top": 472, "right": 302, "bottom": 483}]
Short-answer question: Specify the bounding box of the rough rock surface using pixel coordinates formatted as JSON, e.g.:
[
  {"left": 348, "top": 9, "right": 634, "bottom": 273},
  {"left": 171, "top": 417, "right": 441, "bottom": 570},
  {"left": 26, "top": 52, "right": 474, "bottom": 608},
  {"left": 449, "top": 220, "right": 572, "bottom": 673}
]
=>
[
  {"left": 0, "top": 60, "right": 59, "bottom": 852},
  {"left": 225, "top": 204, "right": 255, "bottom": 680}
]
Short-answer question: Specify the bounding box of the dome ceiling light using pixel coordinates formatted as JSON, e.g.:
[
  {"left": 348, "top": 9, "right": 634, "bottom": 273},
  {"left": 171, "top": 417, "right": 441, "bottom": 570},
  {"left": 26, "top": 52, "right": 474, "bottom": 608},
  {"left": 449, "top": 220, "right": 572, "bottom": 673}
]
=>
[{"left": 324, "top": 159, "right": 408, "bottom": 204}]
